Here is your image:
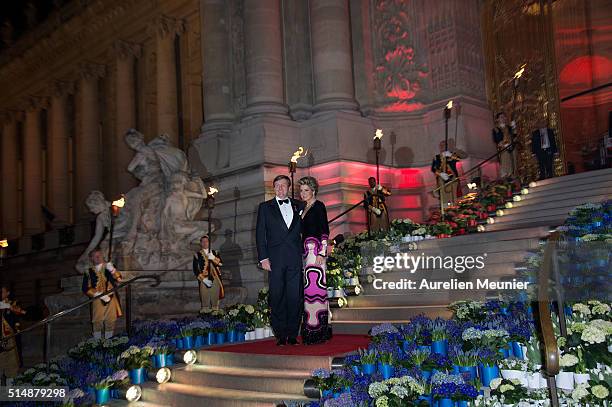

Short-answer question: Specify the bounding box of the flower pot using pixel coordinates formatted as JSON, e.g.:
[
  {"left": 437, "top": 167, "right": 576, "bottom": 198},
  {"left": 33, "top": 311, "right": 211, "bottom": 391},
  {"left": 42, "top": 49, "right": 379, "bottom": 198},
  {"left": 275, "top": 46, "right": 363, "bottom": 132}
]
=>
[
  {"left": 176, "top": 338, "right": 185, "bottom": 350},
  {"left": 207, "top": 331, "right": 216, "bottom": 345},
  {"left": 216, "top": 332, "right": 226, "bottom": 344},
  {"left": 95, "top": 388, "right": 110, "bottom": 405},
  {"left": 421, "top": 369, "right": 432, "bottom": 381},
  {"left": 183, "top": 336, "right": 194, "bottom": 349},
  {"left": 264, "top": 327, "right": 272, "bottom": 337},
  {"left": 418, "top": 394, "right": 433, "bottom": 405},
  {"left": 237, "top": 331, "right": 246, "bottom": 342},
  {"left": 129, "top": 367, "right": 146, "bottom": 385},
  {"left": 245, "top": 331, "right": 254, "bottom": 340},
  {"left": 574, "top": 373, "right": 590, "bottom": 385},
  {"left": 457, "top": 401, "right": 469, "bottom": 407},
  {"left": 227, "top": 330, "right": 237, "bottom": 343},
  {"left": 459, "top": 365, "right": 478, "bottom": 381},
  {"left": 555, "top": 371, "right": 575, "bottom": 391},
  {"left": 333, "top": 289, "right": 344, "bottom": 298},
  {"left": 348, "top": 277, "right": 359, "bottom": 286},
  {"left": 255, "top": 327, "right": 265, "bottom": 339},
  {"left": 431, "top": 339, "right": 448, "bottom": 355},
  {"left": 111, "top": 389, "right": 119, "bottom": 398},
  {"left": 528, "top": 372, "right": 544, "bottom": 389},
  {"left": 166, "top": 353, "right": 174, "bottom": 366},
  {"left": 479, "top": 364, "right": 500, "bottom": 387},
  {"left": 511, "top": 342, "right": 524, "bottom": 359},
  {"left": 379, "top": 364, "right": 394, "bottom": 379},
  {"left": 322, "top": 389, "right": 332, "bottom": 398},
  {"left": 194, "top": 335, "right": 204, "bottom": 347},
  {"left": 351, "top": 365, "right": 361, "bottom": 375},
  {"left": 438, "top": 398, "right": 453, "bottom": 407},
  {"left": 452, "top": 364, "right": 460, "bottom": 374},
  {"left": 152, "top": 354, "right": 167, "bottom": 368},
  {"left": 362, "top": 363, "right": 376, "bottom": 375},
  {"left": 499, "top": 345, "right": 510, "bottom": 358},
  {"left": 418, "top": 345, "right": 430, "bottom": 352},
  {"left": 501, "top": 369, "right": 527, "bottom": 387},
  {"left": 327, "top": 287, "right": 334, "bottom": 298}
]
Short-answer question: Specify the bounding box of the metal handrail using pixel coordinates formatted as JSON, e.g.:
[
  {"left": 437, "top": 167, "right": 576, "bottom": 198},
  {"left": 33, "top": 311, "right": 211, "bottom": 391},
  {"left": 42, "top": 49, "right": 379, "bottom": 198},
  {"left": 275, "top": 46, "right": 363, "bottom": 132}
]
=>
[
  {"left": 1, "top": 274, "right": 161, "bottom": 365},
  {"left": 537, "top": 231, "right": 561, "bottom": 406},
  {"left": 432, "top": 141, "right": 517, "bottom": 193}
]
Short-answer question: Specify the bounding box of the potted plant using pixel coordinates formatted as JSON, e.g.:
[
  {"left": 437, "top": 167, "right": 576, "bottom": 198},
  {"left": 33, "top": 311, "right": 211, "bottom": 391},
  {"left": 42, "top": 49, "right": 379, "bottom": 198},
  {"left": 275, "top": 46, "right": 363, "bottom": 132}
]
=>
[
  {"left": 359, "top": 349, "right": 377, "bottom": 375},
  {"left": 489, "top": 377, "right": 529, "bottom": 407},
  {"left": 499, "top": 358, "right": 528, "bottom": 387},
  {"left": 378, "top": 352, "right": 395, "bottom": 379},
  {"left": 117, "top": 345, "right": 153, "bottom": 385},
  {"left": 429, "top": 319, "right": 449, "bottom": 355},
  {"left": 92, "top": 376, "right": 111, "bottom": 405}
]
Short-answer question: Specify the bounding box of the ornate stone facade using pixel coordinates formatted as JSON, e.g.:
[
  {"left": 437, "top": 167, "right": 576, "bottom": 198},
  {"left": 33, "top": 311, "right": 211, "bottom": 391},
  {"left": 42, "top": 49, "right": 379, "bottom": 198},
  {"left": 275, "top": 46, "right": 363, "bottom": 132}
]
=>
[{"left": 1, "top": 0, "right": 495, "bottom": 310}]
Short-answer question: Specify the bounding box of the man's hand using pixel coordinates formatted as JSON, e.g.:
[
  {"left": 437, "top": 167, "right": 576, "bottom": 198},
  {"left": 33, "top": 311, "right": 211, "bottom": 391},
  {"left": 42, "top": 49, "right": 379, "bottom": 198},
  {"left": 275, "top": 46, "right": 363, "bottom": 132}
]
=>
[
  {"left": 100, "top": 295, "right": 111, "bottom": 304},
  {"left": 260, "top": 259, "right": 271, "bottom": 271},
  {"left": 439, "top": 172, "right": 450, "bottom": 181},
  {"left": 106, "top": 262, "right": 115, "bottom": 272},
  {"left": 207, "top": 253, "right": 216, "bottom": 260}
]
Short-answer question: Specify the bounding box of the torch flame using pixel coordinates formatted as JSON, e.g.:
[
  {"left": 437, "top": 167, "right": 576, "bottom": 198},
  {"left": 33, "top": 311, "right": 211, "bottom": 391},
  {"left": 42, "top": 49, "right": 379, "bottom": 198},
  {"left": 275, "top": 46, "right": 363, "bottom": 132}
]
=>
[
  {"left": 290, "top": 146, "right": 307, "bottom": 163},
  {"left": 514, "top": 64, "right": 526, "bottom": 79},
  {"left": 208, "top": 186, "right": 219, "bottom": 196},
  {"left": 112, "top": 196, "right": 125, "bottom": 208},
  {"left": 446, "top": 100, "right": 453, "bottom": 110},
  {"left": 0, "top": 239, "right": 7, "bottom": 248},
  {"left": 374, "top": 129, "right": 383, "bottom": 140}
]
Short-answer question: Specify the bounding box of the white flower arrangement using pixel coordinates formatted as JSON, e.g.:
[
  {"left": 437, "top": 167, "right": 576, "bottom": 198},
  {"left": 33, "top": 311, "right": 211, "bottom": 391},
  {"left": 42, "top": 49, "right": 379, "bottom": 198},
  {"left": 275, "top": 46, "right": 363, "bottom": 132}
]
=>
[
  {"left": 572, "top": 303, "right": 591, "bottom": 315},
  {"left": 559, "top": 353, "right": 579, "bottom": 368},
  {"left": 499, "top": 358, "right": 528, "bottom": 371},
  {"left": 581, "top": 325, "right": 606, "bottom": 344}
]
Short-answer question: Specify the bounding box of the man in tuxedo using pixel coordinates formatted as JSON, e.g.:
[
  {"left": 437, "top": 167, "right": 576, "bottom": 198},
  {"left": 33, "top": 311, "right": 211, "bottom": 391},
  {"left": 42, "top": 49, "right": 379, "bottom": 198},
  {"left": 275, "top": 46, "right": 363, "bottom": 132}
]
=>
[
  {"left": 256, "top": 175, "right": 304, "bottom": 346},
  {"left": 531, "top": 119, "right": 558, "bottom": 180}
]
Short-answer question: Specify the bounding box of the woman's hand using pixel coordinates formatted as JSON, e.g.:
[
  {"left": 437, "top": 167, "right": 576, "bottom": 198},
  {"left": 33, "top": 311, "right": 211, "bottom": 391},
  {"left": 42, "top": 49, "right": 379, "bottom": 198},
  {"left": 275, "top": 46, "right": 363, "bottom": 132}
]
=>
[{"left": 315, "top": 255, "right": 325, "bottom": 266}]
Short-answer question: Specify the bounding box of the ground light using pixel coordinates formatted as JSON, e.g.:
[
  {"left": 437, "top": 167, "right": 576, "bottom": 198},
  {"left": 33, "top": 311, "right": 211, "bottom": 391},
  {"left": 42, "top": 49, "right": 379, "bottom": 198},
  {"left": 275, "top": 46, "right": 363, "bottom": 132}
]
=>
[
  {"left": 183, "top": 350, "right": 197, "bottom": 365},
  {"left": 122, "top": 385, "right": 142, "bottom": 402}
]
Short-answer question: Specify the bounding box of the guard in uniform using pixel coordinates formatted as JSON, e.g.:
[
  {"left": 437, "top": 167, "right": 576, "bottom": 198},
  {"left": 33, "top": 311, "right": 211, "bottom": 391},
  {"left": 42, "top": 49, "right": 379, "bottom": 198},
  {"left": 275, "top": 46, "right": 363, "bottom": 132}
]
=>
[
  {"left": 82, "top": 248, "right": 123, "bottom": 340},
  {"left": 193, "top": 235, "right": 225, "bottom": 311}
]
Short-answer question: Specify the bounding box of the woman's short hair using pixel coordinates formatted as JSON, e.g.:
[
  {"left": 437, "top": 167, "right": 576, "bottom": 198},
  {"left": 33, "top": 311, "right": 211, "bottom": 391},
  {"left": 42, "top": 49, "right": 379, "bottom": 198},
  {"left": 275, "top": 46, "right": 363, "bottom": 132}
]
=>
[{"left": 298, "top": 176, "right": 319, "bottom": 195}]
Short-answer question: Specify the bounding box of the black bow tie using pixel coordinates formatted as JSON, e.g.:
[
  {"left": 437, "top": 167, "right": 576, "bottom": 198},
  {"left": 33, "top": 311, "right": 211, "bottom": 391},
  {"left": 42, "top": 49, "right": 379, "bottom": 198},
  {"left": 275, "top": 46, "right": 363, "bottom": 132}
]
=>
[{"left": 278, "top": 199, "right": 290, "bottom": 205}]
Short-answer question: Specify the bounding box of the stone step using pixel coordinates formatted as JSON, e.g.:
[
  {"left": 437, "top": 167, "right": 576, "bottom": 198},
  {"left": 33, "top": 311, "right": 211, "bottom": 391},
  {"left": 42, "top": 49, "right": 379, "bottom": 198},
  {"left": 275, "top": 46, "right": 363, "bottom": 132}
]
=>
[
  {"left": 332, "top": 304, "right": 453, "bottom": 322},
  {"left": 521, "top": 179, "right": 612, "bottom": 201},
  {"left": 503, "top": 187, "right": 612, "bottom": 215},
  {"left": 527, "top": 168, "right": 612, "bottom": 191},
  {"left": 141, "top": 382, "right": 312, "bottom": 407},
  {"left": 197, "top": 349, "right": 333, "bottom": 372},
  {"left": 170, "top": 364, "right": 310, "bottom": 395}
]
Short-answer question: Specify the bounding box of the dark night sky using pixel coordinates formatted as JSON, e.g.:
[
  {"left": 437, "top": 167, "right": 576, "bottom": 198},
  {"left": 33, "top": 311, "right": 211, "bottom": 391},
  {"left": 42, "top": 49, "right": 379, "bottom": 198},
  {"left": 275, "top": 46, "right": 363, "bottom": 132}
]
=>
[{"left": 0, "top": 1, "right": 58, "bottom": 50}]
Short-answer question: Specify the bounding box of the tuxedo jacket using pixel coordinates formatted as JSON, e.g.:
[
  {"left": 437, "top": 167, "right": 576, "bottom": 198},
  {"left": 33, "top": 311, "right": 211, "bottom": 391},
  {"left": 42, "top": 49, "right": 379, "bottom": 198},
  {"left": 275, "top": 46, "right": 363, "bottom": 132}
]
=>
[
  {"left": 531, "top": 128, "right": 557, "bottom": 156},
  {"left": 256, "top": 198, "right": 304, "bottom": 268}
]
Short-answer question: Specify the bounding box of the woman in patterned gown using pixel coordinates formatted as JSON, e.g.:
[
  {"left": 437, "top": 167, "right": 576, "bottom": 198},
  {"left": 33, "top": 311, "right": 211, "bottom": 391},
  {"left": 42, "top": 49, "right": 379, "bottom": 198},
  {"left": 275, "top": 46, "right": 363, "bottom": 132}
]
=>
[{"left": 298, "top": 176, "right": 331, "bottom": 345}]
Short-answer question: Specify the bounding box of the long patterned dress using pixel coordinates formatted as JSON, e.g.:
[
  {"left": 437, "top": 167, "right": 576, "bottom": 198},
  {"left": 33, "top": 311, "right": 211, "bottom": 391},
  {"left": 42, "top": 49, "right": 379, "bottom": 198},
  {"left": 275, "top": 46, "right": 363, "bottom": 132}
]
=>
[{"left": 301, "top": 200, "right": 331, "bottom": 345}]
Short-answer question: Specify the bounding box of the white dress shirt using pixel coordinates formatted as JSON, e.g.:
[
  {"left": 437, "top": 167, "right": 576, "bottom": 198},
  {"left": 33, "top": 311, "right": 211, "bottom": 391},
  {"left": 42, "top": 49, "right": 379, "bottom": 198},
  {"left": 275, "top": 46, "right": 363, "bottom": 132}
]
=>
[
  {"left": 540, "top": 128, "right": 550, "bottom": 149},
  {"left": 276, "top": 196, "right": 293, "bottom": 228}
]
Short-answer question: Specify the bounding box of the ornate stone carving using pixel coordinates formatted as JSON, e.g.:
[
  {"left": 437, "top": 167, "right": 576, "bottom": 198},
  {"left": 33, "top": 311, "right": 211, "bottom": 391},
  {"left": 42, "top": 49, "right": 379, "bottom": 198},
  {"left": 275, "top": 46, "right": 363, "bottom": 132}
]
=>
[
  {"left": 113, "top": 39, "right": 142, "bottom": 60},
  {"left": 79, "top": 62, "right": 106, "bottom": 80},
  {"left": 372, "top": 0, "right": 428, "bottom": 112},
  {"left": 75, "top": 129, "right": 210, "bottom": 272},
  {"left": 151, "top": 15, "right": 186, "bottom": 39},
  {"left": 48, "top": 80, "right": 76, "bottom": 98}
]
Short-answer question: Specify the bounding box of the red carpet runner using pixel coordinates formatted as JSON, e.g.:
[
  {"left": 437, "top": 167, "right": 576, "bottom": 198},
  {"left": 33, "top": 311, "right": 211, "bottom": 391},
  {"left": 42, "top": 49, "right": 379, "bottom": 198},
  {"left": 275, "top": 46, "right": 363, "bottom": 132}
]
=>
[{"left": 211, "top": 334, "right": 370, "bottom": 356}]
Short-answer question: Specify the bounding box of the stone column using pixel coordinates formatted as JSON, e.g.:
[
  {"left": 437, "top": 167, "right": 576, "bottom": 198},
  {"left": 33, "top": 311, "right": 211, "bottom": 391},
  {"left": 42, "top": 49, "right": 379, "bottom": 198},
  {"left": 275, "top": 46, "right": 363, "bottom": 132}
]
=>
[
  {"left": 154, "top": 15, "right": 185, "bottom": 146},
  {"left": 243, "top": 0, "right": 288, "bottom": 117},
  {"left": 201, "top": 0, "right": 234, "bottom": 132},
  {"left": 1, "top": 113, "right": 20, "bottom": 238},
  {"left": 23, "top": 98, "right": 45, "bottom": 234},
  {"left": 47, "top": 82, "right": 73, "bottom": 224},
  {"left": 76, "top": 63, "right": 105, "bottom": 220},
  {"left": 309, "top": 0, "right": 358, "bottom": 112},
  {"left": 114, "top": 40, "right": 141, "bottom": 195}
]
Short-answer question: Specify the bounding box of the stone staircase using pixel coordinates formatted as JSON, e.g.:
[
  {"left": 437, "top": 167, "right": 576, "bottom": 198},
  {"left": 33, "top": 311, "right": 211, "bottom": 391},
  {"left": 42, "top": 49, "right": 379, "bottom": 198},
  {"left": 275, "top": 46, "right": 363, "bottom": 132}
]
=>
[
  {"left": 112, "top": 346, "right": 323, "bottom": 406},
  {"left": 332, "top": 168, "right": 612, "bottom": 334}
]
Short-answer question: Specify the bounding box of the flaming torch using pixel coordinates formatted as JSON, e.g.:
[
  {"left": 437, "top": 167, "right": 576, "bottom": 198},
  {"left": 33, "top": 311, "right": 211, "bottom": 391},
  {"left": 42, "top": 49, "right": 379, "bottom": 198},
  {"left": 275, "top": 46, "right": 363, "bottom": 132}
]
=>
[
  {"left": 444, "top": 100, "right": 453, "bottom": 151},
  {"left": 108, "top": 195, "right": 126, "bottom": 261},
  {"left": 288, "top": 147, "right": 307, "bottom": 198},
  {"left": 0, "top": 238, "right": 7, "bottom": 267},
  {"left": 206, "top": 186, "right": 219, "bottom": 240},
  {"left": 373, "top": 129, "right": 383, "bottom": 184}
]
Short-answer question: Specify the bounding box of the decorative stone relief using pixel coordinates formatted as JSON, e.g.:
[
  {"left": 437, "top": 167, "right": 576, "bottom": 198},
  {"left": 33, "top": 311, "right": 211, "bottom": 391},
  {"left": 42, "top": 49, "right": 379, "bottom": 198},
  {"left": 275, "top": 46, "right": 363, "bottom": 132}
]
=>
[{"left": 372, "top": 0, "right": 428, "bottom": 112}]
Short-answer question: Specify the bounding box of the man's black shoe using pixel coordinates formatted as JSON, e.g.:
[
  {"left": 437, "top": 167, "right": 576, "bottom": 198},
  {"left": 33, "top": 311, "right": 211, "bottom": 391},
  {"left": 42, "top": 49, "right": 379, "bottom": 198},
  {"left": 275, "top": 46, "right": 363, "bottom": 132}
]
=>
[
  {"left": 276, "top": 337, "right": 287, "bottom": 346},
  {"left": 287, "top": 337, "right": 298, "bottom": 345}
]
